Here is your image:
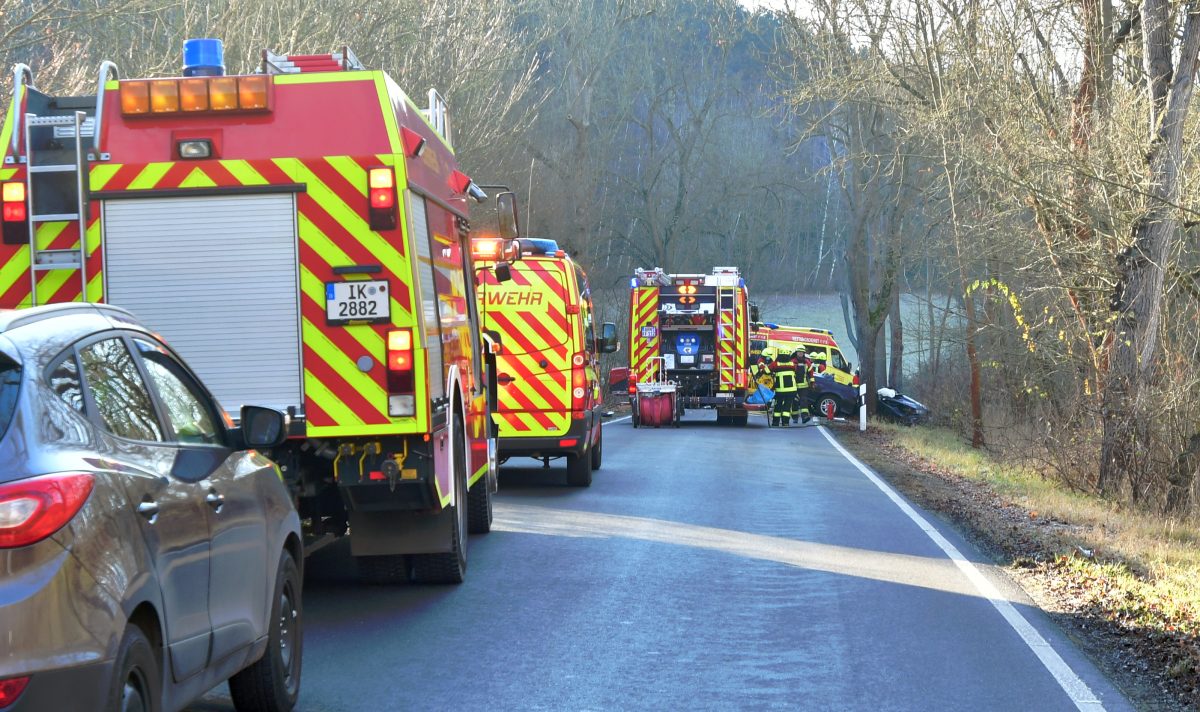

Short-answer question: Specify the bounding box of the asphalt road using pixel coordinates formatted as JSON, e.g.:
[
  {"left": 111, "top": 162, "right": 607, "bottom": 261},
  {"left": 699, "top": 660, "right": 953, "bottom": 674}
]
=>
[{"left": 191, "top": 411, "right": 1132, "bottom": 711}]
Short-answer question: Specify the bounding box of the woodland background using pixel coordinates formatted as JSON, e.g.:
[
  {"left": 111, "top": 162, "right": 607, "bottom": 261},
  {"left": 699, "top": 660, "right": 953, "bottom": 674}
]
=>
[{"left": 5, "top": 0, "right": 1200, "bottom": 514}]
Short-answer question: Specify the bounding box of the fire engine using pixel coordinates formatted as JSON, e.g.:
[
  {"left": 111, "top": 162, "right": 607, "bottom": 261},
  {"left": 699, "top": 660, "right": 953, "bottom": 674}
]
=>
[
  {"left": 0, "top": 39, "right": 519, "bottom": 584},
  {"left": 625, "top": 267, "right": 752, "bottom": 426}
]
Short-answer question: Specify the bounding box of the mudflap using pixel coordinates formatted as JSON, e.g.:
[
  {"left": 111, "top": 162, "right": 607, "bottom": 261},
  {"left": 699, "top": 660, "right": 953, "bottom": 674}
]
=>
[{"left": 347, "top": 508, "right": 455, "bottom": 557}]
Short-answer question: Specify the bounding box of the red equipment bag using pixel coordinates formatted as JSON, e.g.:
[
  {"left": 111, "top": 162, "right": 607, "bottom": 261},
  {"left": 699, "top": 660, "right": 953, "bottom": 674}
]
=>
[{"left": 637, "top": 390, "right": 676, "bottom": 428}]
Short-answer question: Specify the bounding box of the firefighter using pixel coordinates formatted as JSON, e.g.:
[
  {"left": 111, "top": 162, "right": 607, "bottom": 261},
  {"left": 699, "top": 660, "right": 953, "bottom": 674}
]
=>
[
  {"left": 769, "top": 349, "right": 798, "bottom": 427},
  {"left": 750, "top": 353, "right": 774, "bottom": 389},
  {"left": 793, "top": 351, "right": 812, "bottom": 424}
]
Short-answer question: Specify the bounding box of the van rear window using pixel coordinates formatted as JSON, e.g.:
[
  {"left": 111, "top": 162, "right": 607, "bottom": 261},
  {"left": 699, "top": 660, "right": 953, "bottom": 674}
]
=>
[{"left": 0, "top": 358, "right": 21, "bottom": 442}]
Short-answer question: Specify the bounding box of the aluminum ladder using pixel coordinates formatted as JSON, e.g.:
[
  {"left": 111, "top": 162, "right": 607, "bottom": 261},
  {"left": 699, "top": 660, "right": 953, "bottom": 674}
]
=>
[{"left": 23, "top": 111, "right": 89, "bottom": 306}]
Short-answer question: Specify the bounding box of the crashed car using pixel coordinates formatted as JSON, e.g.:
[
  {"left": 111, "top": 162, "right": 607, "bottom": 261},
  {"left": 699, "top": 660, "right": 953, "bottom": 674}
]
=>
[{"left": 876, "top": 387, "right": 930, "bottom": 425}]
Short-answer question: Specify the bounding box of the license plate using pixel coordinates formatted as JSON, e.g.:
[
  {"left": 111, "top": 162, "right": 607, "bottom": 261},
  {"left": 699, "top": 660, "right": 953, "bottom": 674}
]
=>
[{"left": 326, "top": 280, "right": 390, "bottom": 325}]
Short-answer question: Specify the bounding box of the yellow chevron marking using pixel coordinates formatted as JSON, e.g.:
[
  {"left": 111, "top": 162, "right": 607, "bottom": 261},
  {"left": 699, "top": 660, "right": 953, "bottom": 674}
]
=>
[
  {"left": 302, "top": 315, "right": 388, "bottom": 405},
  {"left": 89, "top": 164, "right": 122, "bottom": 191},
  {"left": 179, "top": 167, "right": 217, "bottom": 189},
  {"left": 87, "top": 272, "right": 102, "bottom": 302},
  {"left": 35, "top": 269, "right": 76, "bottom": 303},
  {"left": 86, "top": 219, "right": 101, "bottom": 257},
  {"left": 221, "top": 160, "right": 269, "bottom": 186},
  {"left": 303, "top": 369, "right": 362, "bottom": 427},
  {"left": 0, "top": 169, "right": 15, "bottom": 180},
  {"left": 34, "top": 222, "right": 69, "bottom": 250},
  {"left": 325, "top": 156, "right": 368, "bottom": 197},
  {"left": 291, "top": 160, "right": 413, "bottom": 321},
  {"left": 127, "top": 163, "right": 173, "bottom": 190},
  {"left": 0, "top": 245, "right": 31, "bottom": 297}
]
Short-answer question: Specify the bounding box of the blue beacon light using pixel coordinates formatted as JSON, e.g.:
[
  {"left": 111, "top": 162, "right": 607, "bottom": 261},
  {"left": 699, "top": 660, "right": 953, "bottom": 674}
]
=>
[{"left": 183, "top": 38, "right": 226, "bottom": 77}]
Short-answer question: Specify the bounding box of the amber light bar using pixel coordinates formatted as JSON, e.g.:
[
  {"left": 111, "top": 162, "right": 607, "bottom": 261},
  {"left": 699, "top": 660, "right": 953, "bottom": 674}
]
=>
[{"left": 120, "top": 75, "right": 272, "bottom": 116}]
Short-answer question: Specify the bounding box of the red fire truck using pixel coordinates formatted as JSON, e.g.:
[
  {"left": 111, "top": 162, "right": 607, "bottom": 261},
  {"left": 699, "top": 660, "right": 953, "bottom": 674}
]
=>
[
  {"left": 624, "top": 267, "right": 752, "bottom": 426},
  {"left": 0, "top": 41, "right": 518, "bottom": 583}
]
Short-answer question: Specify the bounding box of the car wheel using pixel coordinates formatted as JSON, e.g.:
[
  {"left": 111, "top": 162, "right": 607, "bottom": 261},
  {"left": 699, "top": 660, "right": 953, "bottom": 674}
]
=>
[
  {"left": 566, "top": 450, "right": 592, "bottom": 487},
  {"left": 590, "top": 426, "right": 603, "bottom": 471},
  {"left": 411, "top": 414, "right": 469, "bottom": 584},
  {"left": 108, "top": 625, "right": 160, "bottom": 712},
  {"left": 229, "top": 551, "right": 302, "bottom": 712},
  {"left": 816, "top": 395, "right": 842, "bottom": 420}
]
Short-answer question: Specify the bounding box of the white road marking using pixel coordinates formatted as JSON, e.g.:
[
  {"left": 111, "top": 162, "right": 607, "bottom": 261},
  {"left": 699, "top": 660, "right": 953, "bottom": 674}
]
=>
[
  {"left": 606, "top": 415, "right": 632, "bottom": 424},
  {"left": 817, "top": 426, "right": 1106, "bottom": 712}
]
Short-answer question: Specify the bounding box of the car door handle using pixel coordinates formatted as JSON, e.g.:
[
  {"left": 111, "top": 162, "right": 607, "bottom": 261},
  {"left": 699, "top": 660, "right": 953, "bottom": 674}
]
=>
[
  {"left": 136, "top": 500, "right": 158, "bottom": 521},
  {"left": 205, "top": 489, "right": 224, "bottom": 511}
]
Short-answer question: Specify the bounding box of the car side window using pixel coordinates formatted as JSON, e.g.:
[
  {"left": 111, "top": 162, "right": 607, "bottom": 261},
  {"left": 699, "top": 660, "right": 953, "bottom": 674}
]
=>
[
  {"left": 133, "top": 339, "right": 222, "bottom": 446},
  {"left": 79, "top": 338, "right": 164, "bottom": 442},
  {"left": 47, "top": 353, "right": 85, "bottom": 414}
]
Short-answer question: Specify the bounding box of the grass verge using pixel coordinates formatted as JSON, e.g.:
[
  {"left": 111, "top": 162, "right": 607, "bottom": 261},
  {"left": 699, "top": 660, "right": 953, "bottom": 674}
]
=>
[{"left": 836, "top": 422, "right": 1200, "bottom": 711}]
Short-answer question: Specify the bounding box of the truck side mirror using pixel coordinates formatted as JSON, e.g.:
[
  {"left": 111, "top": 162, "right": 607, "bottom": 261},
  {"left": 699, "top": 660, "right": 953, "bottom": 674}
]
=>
[
  {"left": 494, "top": 261, "right": 512, "bottom": 282},
  {"left": 600, "top": 322, "right": 620, "bottom": 353},
  {"left": 749, "top": 303, "right": 760, "bottom": 323},
  {"left": 497, "top": 191, "right": 520, "bottom": 240}
]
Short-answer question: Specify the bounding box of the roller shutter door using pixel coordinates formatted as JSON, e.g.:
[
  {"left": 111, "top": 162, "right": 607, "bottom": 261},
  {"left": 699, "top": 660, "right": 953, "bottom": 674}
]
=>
[{"left": 103, "top": 194, "right": 302, "bottom": 415}]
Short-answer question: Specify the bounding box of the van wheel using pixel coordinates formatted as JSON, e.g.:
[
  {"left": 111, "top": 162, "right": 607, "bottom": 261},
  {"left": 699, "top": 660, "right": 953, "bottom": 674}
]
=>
[
  {"left": 566, "top": 451, "right": 592, "bottom": 487},
  {"left": 229, "top": 551, "right": 302, "bottom": 712},
  {"left": 411, "top": 415, "right": 469, "bottom": 584},
  {"left": 467, "top": 474, "right": 493, "bottom": 534},
  {"left": 590, "top": 427, "right": 603, "bottom": 471},
  {"left": 108, "top": 625, "right": 160, "bottom": 712}
]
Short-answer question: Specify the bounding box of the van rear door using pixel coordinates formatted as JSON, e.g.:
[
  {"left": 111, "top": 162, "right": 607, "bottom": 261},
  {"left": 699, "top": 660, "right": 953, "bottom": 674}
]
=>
[{"left": 481, "top": 258, "right": 572, "bottom": 437}]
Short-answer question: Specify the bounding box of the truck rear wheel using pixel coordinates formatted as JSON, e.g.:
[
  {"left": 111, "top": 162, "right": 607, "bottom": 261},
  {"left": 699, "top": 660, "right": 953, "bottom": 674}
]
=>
[
  {"left": 566, "top": 450, "right": 592, "bottom": 487},
  {"left": 411, "top": 416, "right": 469, "bottom": 584},
  {"left": 467, "top": 473, "right": 493, "bottom": 535}
]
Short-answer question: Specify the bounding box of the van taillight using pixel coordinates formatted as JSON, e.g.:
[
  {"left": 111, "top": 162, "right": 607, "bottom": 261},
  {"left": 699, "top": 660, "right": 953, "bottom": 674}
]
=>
[
  {"left": 0, "top": 473, "right": 94, "bottom": 549},
  {"left": 571, "top": 353, "right": 587, "bottom": 417},
  {"left": 368, "top": 167, "right": 398, "bottom": 231},
  {"left": 387, "top": 329, "right": 416, "bottom": 416}
]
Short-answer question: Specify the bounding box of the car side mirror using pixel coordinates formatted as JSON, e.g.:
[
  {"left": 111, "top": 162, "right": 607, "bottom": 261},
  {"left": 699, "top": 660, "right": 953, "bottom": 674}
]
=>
[
  {"left": 600, "top": 321, "right": 620, "bottom": 353},
  {"left": 240, "top": 405, "right": 287, "bottom": 449},
  {"left": 497, "top": 191, "right": 520, "bottom": 240}
]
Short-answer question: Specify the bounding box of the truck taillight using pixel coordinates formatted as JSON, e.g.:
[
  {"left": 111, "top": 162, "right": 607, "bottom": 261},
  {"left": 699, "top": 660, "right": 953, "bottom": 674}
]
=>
[
  {"left": 387, "top": 329, "right": 416, "bottom": 417},
  {"left": 1, "top": 182, "right": 28, "bottom": 245},
  {"left": 368, "top": 167, "right": 398, "bottom": 230}
]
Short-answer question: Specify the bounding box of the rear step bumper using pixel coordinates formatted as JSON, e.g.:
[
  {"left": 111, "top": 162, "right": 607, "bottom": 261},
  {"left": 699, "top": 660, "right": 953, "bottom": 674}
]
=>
[{"left": 498, "top": 414, "right": 594, "bottom": 459}]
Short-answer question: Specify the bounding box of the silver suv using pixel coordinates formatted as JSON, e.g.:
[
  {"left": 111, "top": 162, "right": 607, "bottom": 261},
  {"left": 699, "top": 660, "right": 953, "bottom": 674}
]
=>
[{"left": 0, "top": 304, "right": 302, "bottom": 712}]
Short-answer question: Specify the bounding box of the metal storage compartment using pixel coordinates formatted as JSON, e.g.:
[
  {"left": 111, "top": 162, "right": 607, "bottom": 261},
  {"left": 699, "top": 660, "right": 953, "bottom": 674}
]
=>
[{"left": 102, "top": 193, "right": 303, "bottom": 415}]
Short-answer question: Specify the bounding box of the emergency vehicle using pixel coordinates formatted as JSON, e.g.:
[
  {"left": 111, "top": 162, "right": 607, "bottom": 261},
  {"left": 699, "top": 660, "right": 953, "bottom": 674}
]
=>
[
  {"left": 0, "top": 40, "right": 519, "bottom": 584},
  {"left": 472, "top": 238, "right": 618, "bottom": 486},
  {"left": 751, "top": 325, "right": 859, "bottom": 417},
  {"left": 626, "top": 267, "right": 751, "bottom": 426}
]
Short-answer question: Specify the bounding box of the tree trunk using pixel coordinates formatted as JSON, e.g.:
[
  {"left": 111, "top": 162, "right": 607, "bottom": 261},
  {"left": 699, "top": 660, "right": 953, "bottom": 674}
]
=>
[
  {"left": 1099, "top": 0, "right": 1200, "bottom": 494},
  {"left": 889, "top": 286, "right": 904, "bottom": 389}
]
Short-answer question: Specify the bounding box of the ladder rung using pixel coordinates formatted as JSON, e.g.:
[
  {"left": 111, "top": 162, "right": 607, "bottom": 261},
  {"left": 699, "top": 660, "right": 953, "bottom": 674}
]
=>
[
  {"left": 32, "top": 213, "right": 80, "bottom": 222},
  {"left": 28, "top": 165, "right": 79, "bottom": 173},
  {"left": 26, "top": 116, "right": 81, "bottom": 127},
  {"left": 33, "top": 250, "right": 83, "bottom": 270},
  {"left": 33, "top": 261, "right": 82, "bottom": 272}
]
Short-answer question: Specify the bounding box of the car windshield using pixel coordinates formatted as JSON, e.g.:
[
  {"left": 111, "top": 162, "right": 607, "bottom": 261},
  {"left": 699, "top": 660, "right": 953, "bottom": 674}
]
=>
[{"left": 0, "top": 355, "right": 21, "bottom": 443}]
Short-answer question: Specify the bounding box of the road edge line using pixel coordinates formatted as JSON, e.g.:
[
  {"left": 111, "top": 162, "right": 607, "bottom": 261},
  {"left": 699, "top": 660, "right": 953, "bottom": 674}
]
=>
[
  {"left": 816, "top": 426, "right": 1106, "bottom": 712},
  {"left": 606, "top": 415, "right": 632, "bottom": 425}
]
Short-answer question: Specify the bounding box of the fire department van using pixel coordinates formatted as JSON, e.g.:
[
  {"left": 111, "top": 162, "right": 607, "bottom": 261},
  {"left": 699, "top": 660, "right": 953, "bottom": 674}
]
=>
[
  {"left": 473, "top": 238, "right": 618, "bottom": 486},
  {"left": 0, "top": 40, "right": 520, "bottom": 584}
]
